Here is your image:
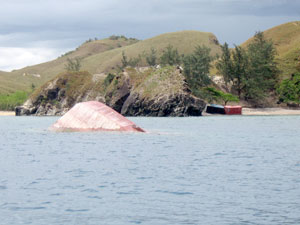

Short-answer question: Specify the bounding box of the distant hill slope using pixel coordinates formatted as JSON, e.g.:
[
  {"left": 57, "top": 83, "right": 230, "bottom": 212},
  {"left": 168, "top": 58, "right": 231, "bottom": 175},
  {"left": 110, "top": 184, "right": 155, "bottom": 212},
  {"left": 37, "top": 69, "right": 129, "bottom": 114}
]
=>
[
  {"left": 242, "top": 21, "right": 300, "bottom": 78},
  {"left": 0, "top": 31, "right": 221, "bottom": 94},
  {"left": 0, "top": 37, "right": 138, "bottom": 94},
  {"left": 82, "top": 31, "right": 221, "bottom": 74}
]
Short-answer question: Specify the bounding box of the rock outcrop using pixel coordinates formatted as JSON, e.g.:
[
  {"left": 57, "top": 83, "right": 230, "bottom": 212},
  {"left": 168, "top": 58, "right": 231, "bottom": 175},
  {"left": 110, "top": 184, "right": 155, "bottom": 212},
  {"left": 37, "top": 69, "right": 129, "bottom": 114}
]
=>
[
  {"left": 16, "top": 71, "right": 105, "bottom": 116},
  {"left": 121, "top": 92, "right": 204, "bottom": 116},
  {"left": 16, "top": 67, "right": 206, "bottom": 117}
]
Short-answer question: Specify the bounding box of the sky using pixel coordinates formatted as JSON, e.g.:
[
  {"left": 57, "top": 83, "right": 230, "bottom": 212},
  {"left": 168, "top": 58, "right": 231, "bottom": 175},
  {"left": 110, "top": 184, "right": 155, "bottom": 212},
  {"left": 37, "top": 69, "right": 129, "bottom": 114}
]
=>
[{"left": 0, "top": 0, "right": 299, "bottom": 71}]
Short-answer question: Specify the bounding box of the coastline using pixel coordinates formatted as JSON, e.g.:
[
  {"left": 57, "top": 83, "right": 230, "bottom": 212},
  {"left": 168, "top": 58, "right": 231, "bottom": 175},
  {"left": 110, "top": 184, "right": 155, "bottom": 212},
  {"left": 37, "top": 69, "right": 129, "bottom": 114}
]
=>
[
  {"left": 242, "top": 108, "right": 300, "bottom": 116},
  {"left": 0, "top": 111, "right": 15, "bottom": 116},
  {"left": 203, "top": 107, "right": 300, "bottom": 116},
  {"left": 2, "top": 108, "right": 300, "bottom": 117}
]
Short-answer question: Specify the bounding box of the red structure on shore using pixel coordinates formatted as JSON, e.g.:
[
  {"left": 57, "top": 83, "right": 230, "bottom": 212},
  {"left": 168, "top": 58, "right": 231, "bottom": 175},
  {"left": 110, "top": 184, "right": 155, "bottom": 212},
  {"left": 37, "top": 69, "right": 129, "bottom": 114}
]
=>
[
  {"left": 49, "top": 101, "right": 145, "bottom": 132},
  {"left": 224, "top": 106, "right": 242, "bottom": 115},
  {"left": 206, "top": 104, "right": 242, "bottom": 115}
]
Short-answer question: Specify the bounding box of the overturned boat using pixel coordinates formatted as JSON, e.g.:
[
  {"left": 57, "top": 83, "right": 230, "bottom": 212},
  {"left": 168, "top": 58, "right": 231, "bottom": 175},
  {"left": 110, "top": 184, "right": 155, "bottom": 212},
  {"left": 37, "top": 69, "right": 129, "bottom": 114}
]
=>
[
  {"left": 49, "top": 101, "right": 145, "bottom": 132},
  {"left": 206, "top": 104, "right": 242, "bottom": 115},
  {"left": 206, "top": 104, "right": 225, "bottom": 114}
]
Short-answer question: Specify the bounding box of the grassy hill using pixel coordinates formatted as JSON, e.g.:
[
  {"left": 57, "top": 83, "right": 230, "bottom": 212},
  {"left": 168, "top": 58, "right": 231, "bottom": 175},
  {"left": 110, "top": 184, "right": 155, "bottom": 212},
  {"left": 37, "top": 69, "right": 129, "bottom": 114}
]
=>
[
  {"left": 0, "top": 31, "right": 221, "bottom": 95},
  {"left": 242, "top": 21, "right": 300, "bottom": 78},
  {"left": 0, "top": 37, "right": 138, "bottom": 94}
]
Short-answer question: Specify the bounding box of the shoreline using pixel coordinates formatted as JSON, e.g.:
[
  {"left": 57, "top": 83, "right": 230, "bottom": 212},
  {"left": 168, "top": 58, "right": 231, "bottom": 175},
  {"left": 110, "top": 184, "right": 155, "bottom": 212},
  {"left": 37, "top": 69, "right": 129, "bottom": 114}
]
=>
[
  {"left": 203, "top": 107, "right": 300, "bottom": 116},
  {"left": 242, "top": 107, "right": 300, "bottom": 116},
  {"left": 2, "top": 108, "right": 300, "bottom": 116},
  {"left": 0, "top": 111, "right": 15, "bottom": 116}
]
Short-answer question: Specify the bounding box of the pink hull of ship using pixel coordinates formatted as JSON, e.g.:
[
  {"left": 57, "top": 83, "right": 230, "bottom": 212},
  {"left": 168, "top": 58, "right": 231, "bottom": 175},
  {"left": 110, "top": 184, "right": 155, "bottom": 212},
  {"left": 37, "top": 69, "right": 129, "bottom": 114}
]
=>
[{"left": 49, "top": 101, "right": 145, "bottom": 132}]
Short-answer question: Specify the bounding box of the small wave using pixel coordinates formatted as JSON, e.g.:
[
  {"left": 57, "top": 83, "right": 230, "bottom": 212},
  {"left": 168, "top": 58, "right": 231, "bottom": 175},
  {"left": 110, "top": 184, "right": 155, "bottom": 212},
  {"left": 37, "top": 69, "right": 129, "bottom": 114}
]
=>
[
  {"left": 155, "top": 190, "right": 193, "bottom": 195},
  {"left": 65, "top": 209, "right": 89, "bottom": 212},
  {"left": 87, "top": 196, "right": 102, "bottom": 199},
  {"left": 82, "top": 188, "right": 99, "bottom": 193},
  {"left": 11, "top": 206, "right": 46, "bottom": 211},
  {"left": 117, "top": 191, "right": 139, "bottom": 195},
  {"left": 137, "top": 177, "right": 153, "bottom": 180}
]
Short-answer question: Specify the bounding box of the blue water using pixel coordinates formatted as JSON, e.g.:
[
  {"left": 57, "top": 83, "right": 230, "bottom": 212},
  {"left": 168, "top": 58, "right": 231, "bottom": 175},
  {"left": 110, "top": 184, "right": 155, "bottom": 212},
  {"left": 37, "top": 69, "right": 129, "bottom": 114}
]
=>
[{"left": 0, "top": 116, "right": 300, "bottom": 225}]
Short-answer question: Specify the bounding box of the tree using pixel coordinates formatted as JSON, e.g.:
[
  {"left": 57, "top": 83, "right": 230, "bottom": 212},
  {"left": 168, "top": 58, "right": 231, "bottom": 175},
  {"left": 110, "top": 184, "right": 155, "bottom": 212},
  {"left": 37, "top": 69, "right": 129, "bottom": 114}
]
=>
[
  {"left": 121, "top": 51, "right": 128, "bottom": 68},
  {"left": 245, "top": 31, "right": 279, "bottom": 102},
  {"left": 120, "top": 51, "right": 141, "bottom": 68},
  {"left": 103, "top": 73, "right": 115, "bottom": 88},
  {"left": 232, "top": 45, "right": 248, "bottom": 98},
  {"left": 31, "top": 83, "right": 36, "bottom": 92},
  {"left": 65, "top": 57, "right": 81, "bottom": 72},
  {"left": 146, "top": 47, "right": 157, "bottom": 66},
  {"left": 183, "top": 45, "right": 213, "bottom": 89},
  {"left": 128, "top": 54, "right": 142, "bottom": 67},
  {"left": 216, "top": 42, "right": 234, "bottom": 84},
  {"left": 277, "top": 73, "right": 300, "bottom": 105},
  {"left": 217, "top": 32, "right": 279, "bottom": 104},
  {"left": 160, "top": 45, "right": 181, "bottom": 66},
  {"left": 205, "top": 87, "right": 239, "bottom": 105}
]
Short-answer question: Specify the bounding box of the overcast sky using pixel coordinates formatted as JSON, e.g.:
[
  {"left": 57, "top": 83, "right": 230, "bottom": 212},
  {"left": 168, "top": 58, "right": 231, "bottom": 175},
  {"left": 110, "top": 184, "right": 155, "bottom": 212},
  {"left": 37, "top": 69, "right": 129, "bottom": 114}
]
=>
[{"left": 0, "top": 0, "right": 299, "bottom": 71}]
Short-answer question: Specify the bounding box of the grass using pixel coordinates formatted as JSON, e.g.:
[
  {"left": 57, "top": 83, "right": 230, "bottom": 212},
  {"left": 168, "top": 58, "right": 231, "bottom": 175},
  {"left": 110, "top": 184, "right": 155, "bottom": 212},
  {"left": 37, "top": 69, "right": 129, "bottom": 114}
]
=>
[
  {"left": 82, "top": 31, "right": 221, "bottom": 74},
  {"left": 134, "top": 66, "right": 186, "bottom": 99},
  {"left": 0, "top": 38, "right": 139, "bottom": 95},
  {"left": 241, "top": 21, "right": 300, "bottom": 79},
  {"left": 0, "top": 91, "right": 28, "bottom": 110},
  {"left": 0, "top": 31, "right": 221, "bottom": 95},
  {"left": 3, "top": 22, "right": 299, "bottom": 97}
]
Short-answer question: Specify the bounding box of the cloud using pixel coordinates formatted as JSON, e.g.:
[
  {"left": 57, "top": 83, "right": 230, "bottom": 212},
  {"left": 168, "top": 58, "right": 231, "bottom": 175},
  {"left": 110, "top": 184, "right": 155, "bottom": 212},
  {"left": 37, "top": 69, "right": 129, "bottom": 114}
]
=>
[
  {"left": 0, "top": 47, "right": 68, "bottom": 71},
  {"left": 0, "top": 0, "right": 299, "bottom": 71}
]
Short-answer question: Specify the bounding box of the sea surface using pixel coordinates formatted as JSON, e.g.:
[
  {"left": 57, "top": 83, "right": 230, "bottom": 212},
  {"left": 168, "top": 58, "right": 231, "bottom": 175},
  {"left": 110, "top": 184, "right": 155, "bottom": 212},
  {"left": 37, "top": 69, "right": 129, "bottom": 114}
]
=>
[{"left": 0, "top": 116, "right": 299, "bottom": 225}]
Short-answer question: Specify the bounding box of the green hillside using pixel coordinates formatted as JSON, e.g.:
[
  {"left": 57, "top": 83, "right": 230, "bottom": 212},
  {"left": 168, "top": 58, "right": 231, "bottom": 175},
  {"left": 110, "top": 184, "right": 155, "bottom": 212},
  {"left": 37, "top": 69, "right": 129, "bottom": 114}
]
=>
[
  {"left": 0, "top": 37, "right": 138, "bottom": 94},
  {"left": 0, "top": 31, "right": 221, "bottom": 94},
  {"left": 82, "top": 31, "right": 221, "bottom": 73},
  {"left": 242, "top": 21, "right": 300, "bottom": 78}
]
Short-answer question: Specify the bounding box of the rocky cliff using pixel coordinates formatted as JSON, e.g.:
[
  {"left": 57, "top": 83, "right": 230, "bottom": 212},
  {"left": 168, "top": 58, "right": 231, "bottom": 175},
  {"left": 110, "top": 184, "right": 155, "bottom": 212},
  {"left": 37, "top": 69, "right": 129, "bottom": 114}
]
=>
[{"left": 16, "top": 66, "right": 206, "bottom": 116}]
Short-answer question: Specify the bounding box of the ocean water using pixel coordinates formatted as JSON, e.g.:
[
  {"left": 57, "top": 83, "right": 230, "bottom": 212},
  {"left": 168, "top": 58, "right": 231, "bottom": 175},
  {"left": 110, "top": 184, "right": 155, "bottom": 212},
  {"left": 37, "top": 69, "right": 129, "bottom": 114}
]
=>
[{"left": 0, "top": 115, "right": 299, "bottom": 225}]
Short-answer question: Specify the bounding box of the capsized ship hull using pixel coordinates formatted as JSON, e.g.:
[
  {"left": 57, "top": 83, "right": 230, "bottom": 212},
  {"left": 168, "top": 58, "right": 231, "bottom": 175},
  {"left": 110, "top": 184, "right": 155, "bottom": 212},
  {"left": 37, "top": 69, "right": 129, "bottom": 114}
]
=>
[{"left": 49, "top": 101, "right": 145, "bottom": 132}]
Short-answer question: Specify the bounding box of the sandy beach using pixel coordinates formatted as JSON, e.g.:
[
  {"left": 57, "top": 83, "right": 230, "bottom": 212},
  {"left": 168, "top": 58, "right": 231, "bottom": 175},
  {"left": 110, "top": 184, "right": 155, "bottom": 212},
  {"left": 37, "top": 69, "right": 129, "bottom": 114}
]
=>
[
  {"left": 203, "top": 107, "right": 300, "bottom": 116},
  {"left": 242, "top": 108, "right": 300, "bottom": 116},
  {"left": 2, "top": 108, "right": 300, "bottom": 116},
  {"left": 0, "top": 111, "right": 15, "bottom": 116}
]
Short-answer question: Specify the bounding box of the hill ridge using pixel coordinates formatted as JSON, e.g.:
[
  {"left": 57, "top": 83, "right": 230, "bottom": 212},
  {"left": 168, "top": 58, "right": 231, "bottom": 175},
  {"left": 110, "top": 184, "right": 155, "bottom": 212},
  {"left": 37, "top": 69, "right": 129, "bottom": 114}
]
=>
[
  {"left": 0, "top": 30, "right": 221, "bottom": 94},
  {"left": 241, "top": 21, "right": 300, "bottom": 78}
]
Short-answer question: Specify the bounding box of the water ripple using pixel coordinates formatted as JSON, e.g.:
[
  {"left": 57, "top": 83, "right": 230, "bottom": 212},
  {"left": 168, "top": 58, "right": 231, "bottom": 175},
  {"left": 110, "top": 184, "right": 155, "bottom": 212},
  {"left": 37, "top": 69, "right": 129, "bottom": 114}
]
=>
[{"left": 1, "top": 116, "right": 300, "bottom": 224}]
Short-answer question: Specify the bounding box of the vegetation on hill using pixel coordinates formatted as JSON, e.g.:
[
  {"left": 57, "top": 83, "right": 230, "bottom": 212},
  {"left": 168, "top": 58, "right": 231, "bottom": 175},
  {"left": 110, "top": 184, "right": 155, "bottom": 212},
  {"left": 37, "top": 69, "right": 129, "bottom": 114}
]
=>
[
  {"left": 205, "top": 87, "right": 239, "bottom": 105},
  {"left": 0, "top": 91, "right": 28, "bottom": 111},
  {"left": 18, "top": 66, "right": 205, "bottom": 116},
  {"left": 217, "top": 32, "right": 279, "bottom": 106},
  {"left": 242, "top": 21, "right": 300, "bottom": 78},
  {"left": 0, "top": 36, "right": 139, "bottom": 95},
  {"left": 3, "top": 22, "right": 300, "bottom": 110},
  {"left": 277, "top": 72, "right": 300, "bottom": 106},
  {"left": 0, "top": 31, "right": 220, "bottom": 96},
  {"left": 183, "top": 45, "right": 213, "bottom": 92}
]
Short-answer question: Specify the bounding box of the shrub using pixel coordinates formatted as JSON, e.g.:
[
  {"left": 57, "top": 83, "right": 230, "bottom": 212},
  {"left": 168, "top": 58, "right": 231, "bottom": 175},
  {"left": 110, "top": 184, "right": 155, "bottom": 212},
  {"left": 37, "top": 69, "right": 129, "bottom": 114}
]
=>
[
  {"left": 65, "top": 58, "right": 82, "bottom": 72},
  {"left": 160, "top": 45, "right": 181, "bottom": 66},
  {"left": 146, "top": 47, "right": 157, "bottom": 66},
  {"left": 103, "top": 73, "right": 115, "bottom": 88},
  {"left": 277, "top": 73, "right": 300, "bottom": 105},
  {"left": 0, "top": 91, "right": 28, "bottom": 110}
]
